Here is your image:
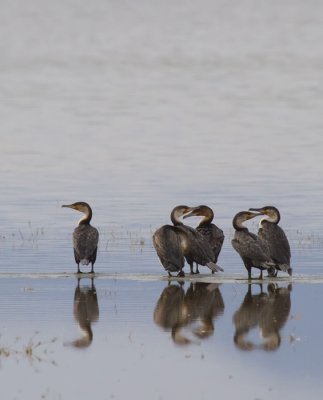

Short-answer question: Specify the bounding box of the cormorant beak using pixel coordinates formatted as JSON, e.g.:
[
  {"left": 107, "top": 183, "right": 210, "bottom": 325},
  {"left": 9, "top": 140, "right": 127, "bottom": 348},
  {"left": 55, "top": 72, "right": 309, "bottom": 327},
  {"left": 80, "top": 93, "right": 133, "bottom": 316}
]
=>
[
  {"left": 182, "top": 207, "right": 200, "bottom": 219},
  {"left": 62, "top": 204, "right": 74, "bottom": 209},
  {"left": 249, "top": 207, "right": 266, "bottom": 215},
  {"left": 246, "top": 211, "right": 262, "bottom": 220}
]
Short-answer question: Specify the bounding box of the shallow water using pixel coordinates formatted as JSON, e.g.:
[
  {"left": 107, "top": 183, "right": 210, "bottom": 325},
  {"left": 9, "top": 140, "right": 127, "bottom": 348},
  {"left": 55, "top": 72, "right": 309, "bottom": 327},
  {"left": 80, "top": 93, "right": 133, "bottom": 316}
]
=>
[{"left": 1, "top": 0, "right": 323, "bottom": 398}]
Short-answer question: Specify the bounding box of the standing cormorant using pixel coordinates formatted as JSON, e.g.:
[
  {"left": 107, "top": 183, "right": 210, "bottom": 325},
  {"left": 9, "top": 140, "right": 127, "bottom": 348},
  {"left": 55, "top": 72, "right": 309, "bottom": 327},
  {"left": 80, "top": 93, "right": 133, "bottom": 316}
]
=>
[
  {"left": 62, "top": 202, "right": 99, "bottom": 274},
  {"left": 152, "top": 205, "right": 190, "bottom": 277},
  {"left": 152, "top": 205, "right": 224, "bottom": 277},
  {"left": 183, "top": 205, "right": 224, "bottom": 274},
  {"left": 249, "top": 206, "right": 292, "bottom": 277},
  {"left": 231, "top": 211, "right": 275, "bottom": 280}
]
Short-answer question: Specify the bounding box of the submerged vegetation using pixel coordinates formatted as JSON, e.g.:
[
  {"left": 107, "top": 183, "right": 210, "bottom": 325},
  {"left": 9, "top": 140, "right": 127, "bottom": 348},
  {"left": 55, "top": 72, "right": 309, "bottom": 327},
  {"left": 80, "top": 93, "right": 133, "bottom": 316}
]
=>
[{"left": 0, "top": 333, "right": 57, "bottom": 367}]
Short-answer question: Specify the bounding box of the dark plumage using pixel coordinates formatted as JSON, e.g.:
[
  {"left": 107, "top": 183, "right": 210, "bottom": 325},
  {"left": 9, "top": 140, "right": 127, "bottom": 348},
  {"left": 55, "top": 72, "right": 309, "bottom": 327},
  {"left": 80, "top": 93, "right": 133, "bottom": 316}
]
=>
[
  {"left": 183, "top": 205, "right": 224, "bottom": 273},
  {"left": 249, "top": 206, "right": 292, "bottom": 276},
  {"left": 231, "top": 211, "right": 275, "bottom": 280},
  {"left": 153, "top": 205, "right": 224, "bottom": 277},
  {"left": 152, "top": 205, "right": 190, "bottom": 277},
  {"left": 62, "top": 202, "right": 99, "bottom": 273}
]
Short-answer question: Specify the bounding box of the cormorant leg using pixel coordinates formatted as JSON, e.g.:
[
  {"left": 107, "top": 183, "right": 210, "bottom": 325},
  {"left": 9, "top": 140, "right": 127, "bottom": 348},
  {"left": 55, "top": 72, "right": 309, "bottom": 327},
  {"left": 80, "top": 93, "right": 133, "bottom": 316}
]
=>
[
  {"left": 177, "top": 270, "right": 185, "bottom": 277},
  {"left": 247, "top": 268, "right": 252, "bottom": 281},
  {"left": 90, "top": 263, "right": 94, "bottom": 274},
  {"left": 77, "top": 264, "right": 82, "bottom": 274},
  {"left": 190, "top": 264, "right": 195, "bottom": 275},
  {"left": 259, "top": 270, "right": 263, "bottom": 280},
  {"left": 168, "top": 272, "right": 173, "bottom": 277},
  {"left": 195, "top": 264, "right": 200, "bottom": 274}
]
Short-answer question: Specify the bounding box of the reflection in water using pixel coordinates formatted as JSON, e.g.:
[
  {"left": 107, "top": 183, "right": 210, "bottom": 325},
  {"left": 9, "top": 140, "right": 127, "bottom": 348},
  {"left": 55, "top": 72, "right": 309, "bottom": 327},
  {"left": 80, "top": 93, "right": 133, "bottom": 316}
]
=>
[
  {"left": 233, "top": 284, "right": 292, "bottom": 351},
  {"left": 154, "top": 282, "right": 224, "bottom": 345},
  {"left": 71, "top": 278, "right": 99, "bottom": 348}
]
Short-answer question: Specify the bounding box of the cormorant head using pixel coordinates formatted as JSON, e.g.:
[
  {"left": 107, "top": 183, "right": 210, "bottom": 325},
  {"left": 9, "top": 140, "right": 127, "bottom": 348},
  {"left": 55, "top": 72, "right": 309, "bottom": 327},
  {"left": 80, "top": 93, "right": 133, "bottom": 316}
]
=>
[
  {"left": 62, "top": 202, "right": 91, "bottom": 213},
  {"left": 182, "top": 205, "right": 214, "bottom": 223},
  {"left": 62, "top": 202, "right": 93, "bottom": 224},
  {"left": 232, "top": 211, "right": 261, "bottom": 230},
  {"left": 249, "top": 206, "right": 280, "bottom": 224},
  {"left": 170, "top": 205, "right": 192, "bottom": 225}
]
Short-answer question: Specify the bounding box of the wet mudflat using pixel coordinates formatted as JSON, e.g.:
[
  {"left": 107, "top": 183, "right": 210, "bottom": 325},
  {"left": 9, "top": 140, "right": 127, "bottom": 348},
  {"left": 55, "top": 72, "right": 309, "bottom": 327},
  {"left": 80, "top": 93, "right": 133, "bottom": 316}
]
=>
[{"left": 1, "top": 274, "right": 323, "bottom": 400}]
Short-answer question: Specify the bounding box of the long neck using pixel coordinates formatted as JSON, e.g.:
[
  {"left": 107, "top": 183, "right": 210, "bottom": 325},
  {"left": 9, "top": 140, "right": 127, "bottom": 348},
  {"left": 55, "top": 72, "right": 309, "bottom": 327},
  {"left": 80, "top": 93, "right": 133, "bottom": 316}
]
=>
[
  {"left": 79, "top": 206, "right": 92, "bottom": 225},
  {"left": 260, "top": 211, "right": 280, "bottom": 226},
  {"left": 233, "top": 215, "right": 248, "bottom": 231},
  {"left": 171, "top": 209, "right": 183, "bottom": 226},
  {"left": 198, "top": 210, "right": 214, "bottom": 227}
]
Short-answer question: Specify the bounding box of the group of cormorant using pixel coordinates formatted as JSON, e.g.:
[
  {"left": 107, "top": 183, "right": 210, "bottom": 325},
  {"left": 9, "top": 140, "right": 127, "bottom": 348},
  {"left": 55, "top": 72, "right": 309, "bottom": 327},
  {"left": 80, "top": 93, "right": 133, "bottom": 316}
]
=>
[
  {"left": 62, "top": 201, "right": 291, "bottom": 280},
  {"left": 153, "top": 204, "right": 291, "bottom": 279}
]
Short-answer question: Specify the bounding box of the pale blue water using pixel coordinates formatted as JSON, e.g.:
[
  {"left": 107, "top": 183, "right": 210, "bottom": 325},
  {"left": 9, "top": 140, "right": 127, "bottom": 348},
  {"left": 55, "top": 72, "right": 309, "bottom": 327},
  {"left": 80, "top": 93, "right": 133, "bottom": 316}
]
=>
[{"left": 0, "top": 0, "right": 323, "bottom": 398}]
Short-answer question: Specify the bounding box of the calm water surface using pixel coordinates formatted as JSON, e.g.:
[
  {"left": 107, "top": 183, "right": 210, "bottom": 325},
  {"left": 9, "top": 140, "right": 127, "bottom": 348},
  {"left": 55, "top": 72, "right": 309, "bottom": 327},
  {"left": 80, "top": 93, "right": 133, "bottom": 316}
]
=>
[
  {"left": 1, "top": 0, "right": 323, "bottom": 398},
  {"left": 1, "top": 277, "right": 323, "bottom": 400}
]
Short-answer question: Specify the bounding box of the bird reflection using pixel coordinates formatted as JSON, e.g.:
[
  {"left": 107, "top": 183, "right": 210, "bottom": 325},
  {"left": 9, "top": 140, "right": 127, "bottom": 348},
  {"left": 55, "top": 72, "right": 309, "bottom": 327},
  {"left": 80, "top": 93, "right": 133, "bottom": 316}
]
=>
[
  {"left": 154, "top": 282, "right": 224, "bottom": 345},
  {"left": 233, "top": 283, "right": 292, "bottom": 351},
  {"left": 71, "top": 278, "right": 99, "bottom": 348}
]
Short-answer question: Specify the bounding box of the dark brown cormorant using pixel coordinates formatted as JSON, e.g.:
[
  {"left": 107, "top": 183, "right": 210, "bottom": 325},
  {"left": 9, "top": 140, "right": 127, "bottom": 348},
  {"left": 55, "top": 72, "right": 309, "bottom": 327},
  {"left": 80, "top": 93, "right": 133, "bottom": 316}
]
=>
[
  {"left": 153, "top": 206, "right": 224, "bottom": 276},
  {"left": 152, "top": 205, "right": 190, "bottom": 277},
  {"left": 183, "top": 205, "right": 224, "bottom": 274},
  {"left": 249, "top": 206, "right": 292, "bottom": 276},
  {"left": 62, "top": 202, "right": 99, "bottom": 274},
  {"left": 231, "top": 211, "right": 275, "bottom": 280}
]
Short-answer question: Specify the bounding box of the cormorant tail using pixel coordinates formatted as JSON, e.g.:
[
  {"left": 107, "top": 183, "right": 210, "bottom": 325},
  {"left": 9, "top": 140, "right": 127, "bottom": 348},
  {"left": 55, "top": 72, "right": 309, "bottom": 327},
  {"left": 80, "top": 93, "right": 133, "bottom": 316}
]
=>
[
  {"left": 260, "top": 262, "right": 276, "bottom": 270},
  {"left": 206, "top": 262, "right": 224, "bottom": 273},
  {"left": 277, "top": 264, "right": 292, "bottom": 275}
]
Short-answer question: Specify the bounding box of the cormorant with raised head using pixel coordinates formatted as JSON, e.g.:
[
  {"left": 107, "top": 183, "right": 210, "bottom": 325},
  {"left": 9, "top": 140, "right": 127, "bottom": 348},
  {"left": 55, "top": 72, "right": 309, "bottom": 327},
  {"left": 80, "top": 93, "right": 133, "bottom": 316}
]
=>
[
  {"left": 249, "top": 206, "right": 292, "bottom": 277},
  {"left": 231, "top": 211, "right": 275, "bottom": 280},
  {"left": 62, "top": 202, "right": 99, "bottom": 274},
  {"left": 183, "top": 205, "right": 224, "bottom": 274}
]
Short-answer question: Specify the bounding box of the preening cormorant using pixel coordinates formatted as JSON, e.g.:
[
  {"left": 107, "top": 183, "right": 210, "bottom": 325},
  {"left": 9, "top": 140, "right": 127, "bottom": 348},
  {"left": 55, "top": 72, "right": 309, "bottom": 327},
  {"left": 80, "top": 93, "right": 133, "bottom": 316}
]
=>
[
  {"left": 183, "top": 205, "right": 224, "bottom": 274},
  {"left": 152, "top": 206, "right": 224, "bottom": 277},
  {"left": 249, "top": 206, "right": 292, "bottom": 276},
  {"left": 62, "top": 202, "right": 99, "bottom": 274},
  {"left": 231, "top": 211, "right": 275, "bottom": 280}
]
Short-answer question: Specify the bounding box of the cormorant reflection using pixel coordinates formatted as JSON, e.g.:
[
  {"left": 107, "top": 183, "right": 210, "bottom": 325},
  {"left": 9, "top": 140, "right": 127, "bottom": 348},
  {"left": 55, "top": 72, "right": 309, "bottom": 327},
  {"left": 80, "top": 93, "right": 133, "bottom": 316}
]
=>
[
  {"left": 71, "top": 278, "right": 99, "bottom": 348},
  {"left": 233, "top": 283, "right": 292, "bottom": 351},
  {"left": 154, "top": 282, "right": 224, "bottom": 345}
]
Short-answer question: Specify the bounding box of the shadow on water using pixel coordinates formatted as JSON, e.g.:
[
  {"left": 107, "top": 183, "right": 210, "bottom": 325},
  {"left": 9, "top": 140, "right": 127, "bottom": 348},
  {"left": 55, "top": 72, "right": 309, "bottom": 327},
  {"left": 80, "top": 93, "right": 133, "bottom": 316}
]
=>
[
  {"left": 69, "top": 278, "right": 100, "bottom": 349},
  {"left": 233, "top": 283, "right": 292, "bottom": 351},
  {"left": 153, "top": 282, "right": 224, "bottom": 345}
]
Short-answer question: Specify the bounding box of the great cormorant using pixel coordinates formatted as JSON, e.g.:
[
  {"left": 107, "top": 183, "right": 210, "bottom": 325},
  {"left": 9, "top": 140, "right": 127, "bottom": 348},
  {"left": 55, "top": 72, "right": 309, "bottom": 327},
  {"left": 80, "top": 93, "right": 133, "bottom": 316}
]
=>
[
  {"left": 231, "top": 211, "right": 275, "bottom": 280},
  {"left": 152, "top": 205, "right": 190, "bottom": 277},
  {"left": 183, "top": 205, "right": 224, "bottom": 274},
  {"left": 249, "top": 206, "right": 292, "bottom": 276},
  {"left": 62, "top": 202, "right": 99, "bottom": 274}
]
